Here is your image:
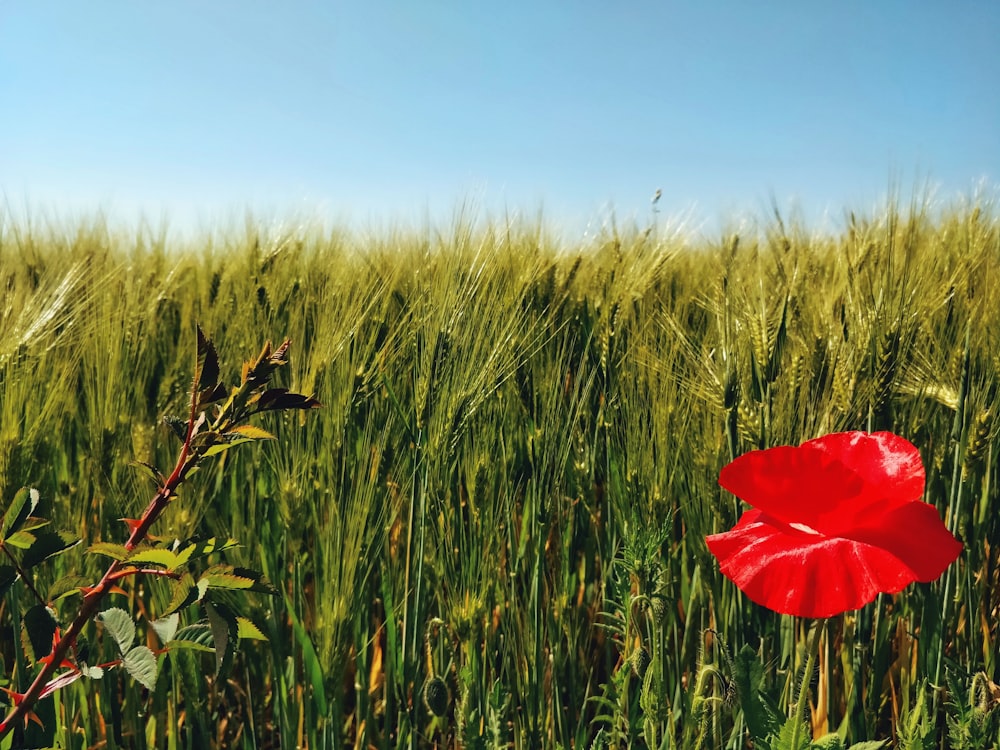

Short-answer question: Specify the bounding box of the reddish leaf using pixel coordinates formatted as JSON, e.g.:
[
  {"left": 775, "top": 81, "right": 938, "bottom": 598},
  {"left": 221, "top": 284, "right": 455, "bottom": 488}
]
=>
[
  {"left": 254, "top": 388, "right": 321, "bottom": 412},
  {"left": 196, "top": 326, "right": 221, "bottom": 392}
]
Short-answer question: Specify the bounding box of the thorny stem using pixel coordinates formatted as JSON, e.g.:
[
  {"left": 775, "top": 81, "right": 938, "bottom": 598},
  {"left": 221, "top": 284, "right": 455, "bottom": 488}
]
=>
[
  {"left": 0, "top": 336, "right": 313, "bottom": 737},
  {"left": 0, "top": 368, "right": 202, "bottom": 737}
]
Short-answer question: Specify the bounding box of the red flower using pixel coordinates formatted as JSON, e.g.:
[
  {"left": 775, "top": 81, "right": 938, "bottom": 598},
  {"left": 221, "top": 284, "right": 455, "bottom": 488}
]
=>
[{"left": 706, "top": 431, "right": 962, "bottom": 618}]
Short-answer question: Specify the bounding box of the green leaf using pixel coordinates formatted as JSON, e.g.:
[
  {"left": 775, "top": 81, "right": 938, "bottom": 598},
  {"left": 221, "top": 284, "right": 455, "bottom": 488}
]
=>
[
  {"left": 48, "top": 575, "right": 92, "bottom": 601},
  {"left": 22, "top": 530, "right": 80, "bottom": 567},
  {"left": 226, "top": 424, "right": 275, "bottom": 441},
  {"left": 811, "top": 734, "right": 846, "bottom": 750},
  {"left": 133, "top": 460, "right": 166, "bottom": 487},
  {"left": 197, "top": 325, "right": 221, "bottom": 393},
  {"left": 231, "top": 566, "right": 279, "bottom": 596},
  {"left": 151, "top": 613, "right": 180, "bottom": 645},
  {"left": 174, "top": 536, "right": 240, "bottom": 565},
  {"left": 200, "top": 429, "right": 270, "bottom": 457},
  {"left": 87, "top": 542, "right": 131, "bottom": 561},
  {"left": 776, "top": 719, "right": 812, "bottom": 750},
  {"left": 200, "top": 564, "right": 255, "bottom": 591},
  {"left": 252, "top": 388, "right": 321, "bottom": 412},
  {"left": 5, "top": 529, "right": 35, "bottom": 549},
  {"left": 201, "top": 442, "right": 237, "bottom": 458},
  {"left": 285, "top": 591, "right": 328, "bottom": 716},
  {"left": 123, "top": 645, "right": 158, "bottom": 690},
  {"left": 128, "top": 548, "right": 183, "bottom": 570},
  {"left": 844, "top": 742, "right": 888, "bottom": 750},
  {"left": 169, "top": 622, "right": 215, "bottom": 651},
  {"left": 99, "top": 607, "right": 135, "bottom": 656},
  {"left": 16, "top": 516, "right": 49, "bottom": 533},
  {"left": 165, "top": 573, "right": 200, "bottom": 615},
  {"left": 236, "top": 617, "right": 267, "bottom": 641},
  {"left": 80, "top": 664, "right": 105, "bottom": 679},
  {"left": 1, "top": 487, "right": 39, "bottom": 540},
  {"left": 22, "top": 604, "right": 59, "bottom": 663},
  {"left": 734, "top": 644, "right": 783, "bottom": 740},
  {"left": 0, "top": 565, "right": 17, "bottom": 599},
  {"left": 191, "top": 430, "right": 225, "bottom": 455},
  {"left": 163, "top": 415, "right": 188, "bottom": 442},
  {"left": 205, "top": 600, "right": 239, "bottom": 678}
]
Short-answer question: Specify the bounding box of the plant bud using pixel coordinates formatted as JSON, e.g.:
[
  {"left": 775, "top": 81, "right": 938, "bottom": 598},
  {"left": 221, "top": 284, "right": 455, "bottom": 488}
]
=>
[
  {"left": 630, "top": 647, "right": 651, "bottom": 679},
  {"left": 649, "top": 594, "right": 669, "bottom": 627},
  {"left": 423, "top": 676, "right": 450, "bottom": 717}
]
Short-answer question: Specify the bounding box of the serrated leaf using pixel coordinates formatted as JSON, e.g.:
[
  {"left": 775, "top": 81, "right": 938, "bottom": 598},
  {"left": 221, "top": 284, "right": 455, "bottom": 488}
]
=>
[
  {"left": 236, "top": 617, "right": 267, "bottom": 641},
  {"left": 151, "top": 613, "right": 180, "bottom": 645},
  {"left": 2, "top": 487, "right": 40, "bottom": 539},
  {"left": 133, "top": 460, "right": 166, "bottom": 486},
  {"left": 205, "top": 600, "right": 239, "bottom": 678},
  {"left": 172, "top": 544, "right": 195, "bottom": 569},
  {"left": 845, "top": 742, "right": 888, "bottom": 750},
  {"left": 165, "top": 573, "right": 199, "bottom": 615},
  {"left": 200, "top": 569, "right": 255, "bottom": 591},
  {"left": 199, "top": 382, "right": 228, "bottom": 405},
  {"left": 128, "top": 548, "right": 182, "bottom": 569},
  {"left": 99, "top": 607, "right": 135, "bottom": 656},
  {"left": 197, "top": 326, "right": 221, "bottom": 393},
  {"left": 23, "top": 531, "right": 80, "bottom": 567},
  {"left": 80, "top": 664, "right": 104, "bottom": 679},
  {"left": 0, "top": 565, "right": 17, "bottom": 599},
  {"left": 166, "top": 640, "right": 215, "bottom": 654},
  {"left": 191, "top": 430, "right": 225, "bottom": 454},
  {"left": 203, "top": 536, "right": 241, "bottom": 555},
  {"left": 123, "top": 645, "right": 158, "bottom": 690},
  {"left": 253, "top": 388, "right": 321, "bottom": 412},
  {"left": 163, "top": 415, "right": 188, "bottom": 442},
  {"left": 734, "top": 644, "right": 782, "bottom": 740},
  {"left": 16, "top": 516, "right": 49, "bottom": 533},
  {"left": 174, "top": 536, "right": 240, "bottom": 566},
  {"left": 202, "top": 440, "right": 248, "bottom": 458},
  {"left": 226, "top": 424, "right": 275, "bottom": 441},
  {"left": 169, "top": 622, "right": 215, "bottom": 650},
  {"left": 776, "top": 719, "right": 812, "bottom": 750},
  {"left": 5, "top": 529, "right": 35, "bottom": 549},
  {"left": 88, "top": 542, "right": 131, "bottom": 561},
  {"left": 231, "top": 567, "right": 280, "bottom": 595},
  {"left": 22, "top": 605, "right": 58, "bottom": 663},
  {"left": 48, "top": 575, "right": 91, "bottom": 602},
  {"left": 811, "top": 733, "right": 846, "bottom": 750}
]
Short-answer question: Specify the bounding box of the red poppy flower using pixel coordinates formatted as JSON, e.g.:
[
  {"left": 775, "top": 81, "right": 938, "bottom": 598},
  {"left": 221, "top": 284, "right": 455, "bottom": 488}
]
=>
[{"left": 706, "top": 431, "right": 962, "bottom": 618}]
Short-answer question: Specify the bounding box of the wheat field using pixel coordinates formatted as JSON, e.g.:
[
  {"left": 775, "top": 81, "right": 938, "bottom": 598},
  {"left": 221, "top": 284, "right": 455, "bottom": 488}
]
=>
[{"left": 0, "top": 198, "right": 998, "bottom": 748}]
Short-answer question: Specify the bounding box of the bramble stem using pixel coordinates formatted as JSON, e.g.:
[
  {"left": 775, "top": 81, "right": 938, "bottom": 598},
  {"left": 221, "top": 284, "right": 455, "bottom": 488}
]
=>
[{"left": 0, "top": 367, "right": 201, "bottom": 738}]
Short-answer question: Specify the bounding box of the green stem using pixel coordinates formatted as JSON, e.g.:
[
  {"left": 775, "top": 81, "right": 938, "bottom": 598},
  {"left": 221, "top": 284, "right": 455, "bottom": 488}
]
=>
[{"left": 790, "top": 619, "right": 824, "bottom": 749}]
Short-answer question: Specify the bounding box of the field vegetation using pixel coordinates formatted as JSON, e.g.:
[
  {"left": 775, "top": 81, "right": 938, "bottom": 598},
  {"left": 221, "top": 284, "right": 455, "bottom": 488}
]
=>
[{"left": 0, "top": 196, "right": 998, "bottom": 748}]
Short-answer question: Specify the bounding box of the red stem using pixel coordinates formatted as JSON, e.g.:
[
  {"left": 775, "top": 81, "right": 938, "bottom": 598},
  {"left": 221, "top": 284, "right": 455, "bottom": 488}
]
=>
[
  {"left": 108, "top": 568, "right": 181, "bottom": 583},
  {"left": 0, "top": 371, "right": 201, "bottom": 737}
]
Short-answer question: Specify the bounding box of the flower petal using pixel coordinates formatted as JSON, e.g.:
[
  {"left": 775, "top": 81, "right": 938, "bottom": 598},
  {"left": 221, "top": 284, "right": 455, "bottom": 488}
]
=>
[
  {"left": 718, "top": 432, "right": 925, "bottom": 538},
  {"left": 706, "top": 505, "right": 961, "bottom": 618}
]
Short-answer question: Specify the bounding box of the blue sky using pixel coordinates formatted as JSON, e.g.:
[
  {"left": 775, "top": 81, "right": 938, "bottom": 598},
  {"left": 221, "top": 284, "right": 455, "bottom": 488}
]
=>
[{"left": 2, "top": 2, "right": 998, "bottom": 237}]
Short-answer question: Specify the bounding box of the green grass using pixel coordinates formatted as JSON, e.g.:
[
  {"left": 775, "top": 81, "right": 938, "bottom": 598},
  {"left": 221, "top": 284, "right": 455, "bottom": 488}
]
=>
[{"left": 1, "top": 196, "right": 998, "bottom": 748}]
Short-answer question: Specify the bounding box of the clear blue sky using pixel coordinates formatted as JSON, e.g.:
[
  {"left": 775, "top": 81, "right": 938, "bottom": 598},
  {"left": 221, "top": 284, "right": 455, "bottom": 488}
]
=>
[{"left": 2, "top": 2, "right": 998, "bottom": 237}]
